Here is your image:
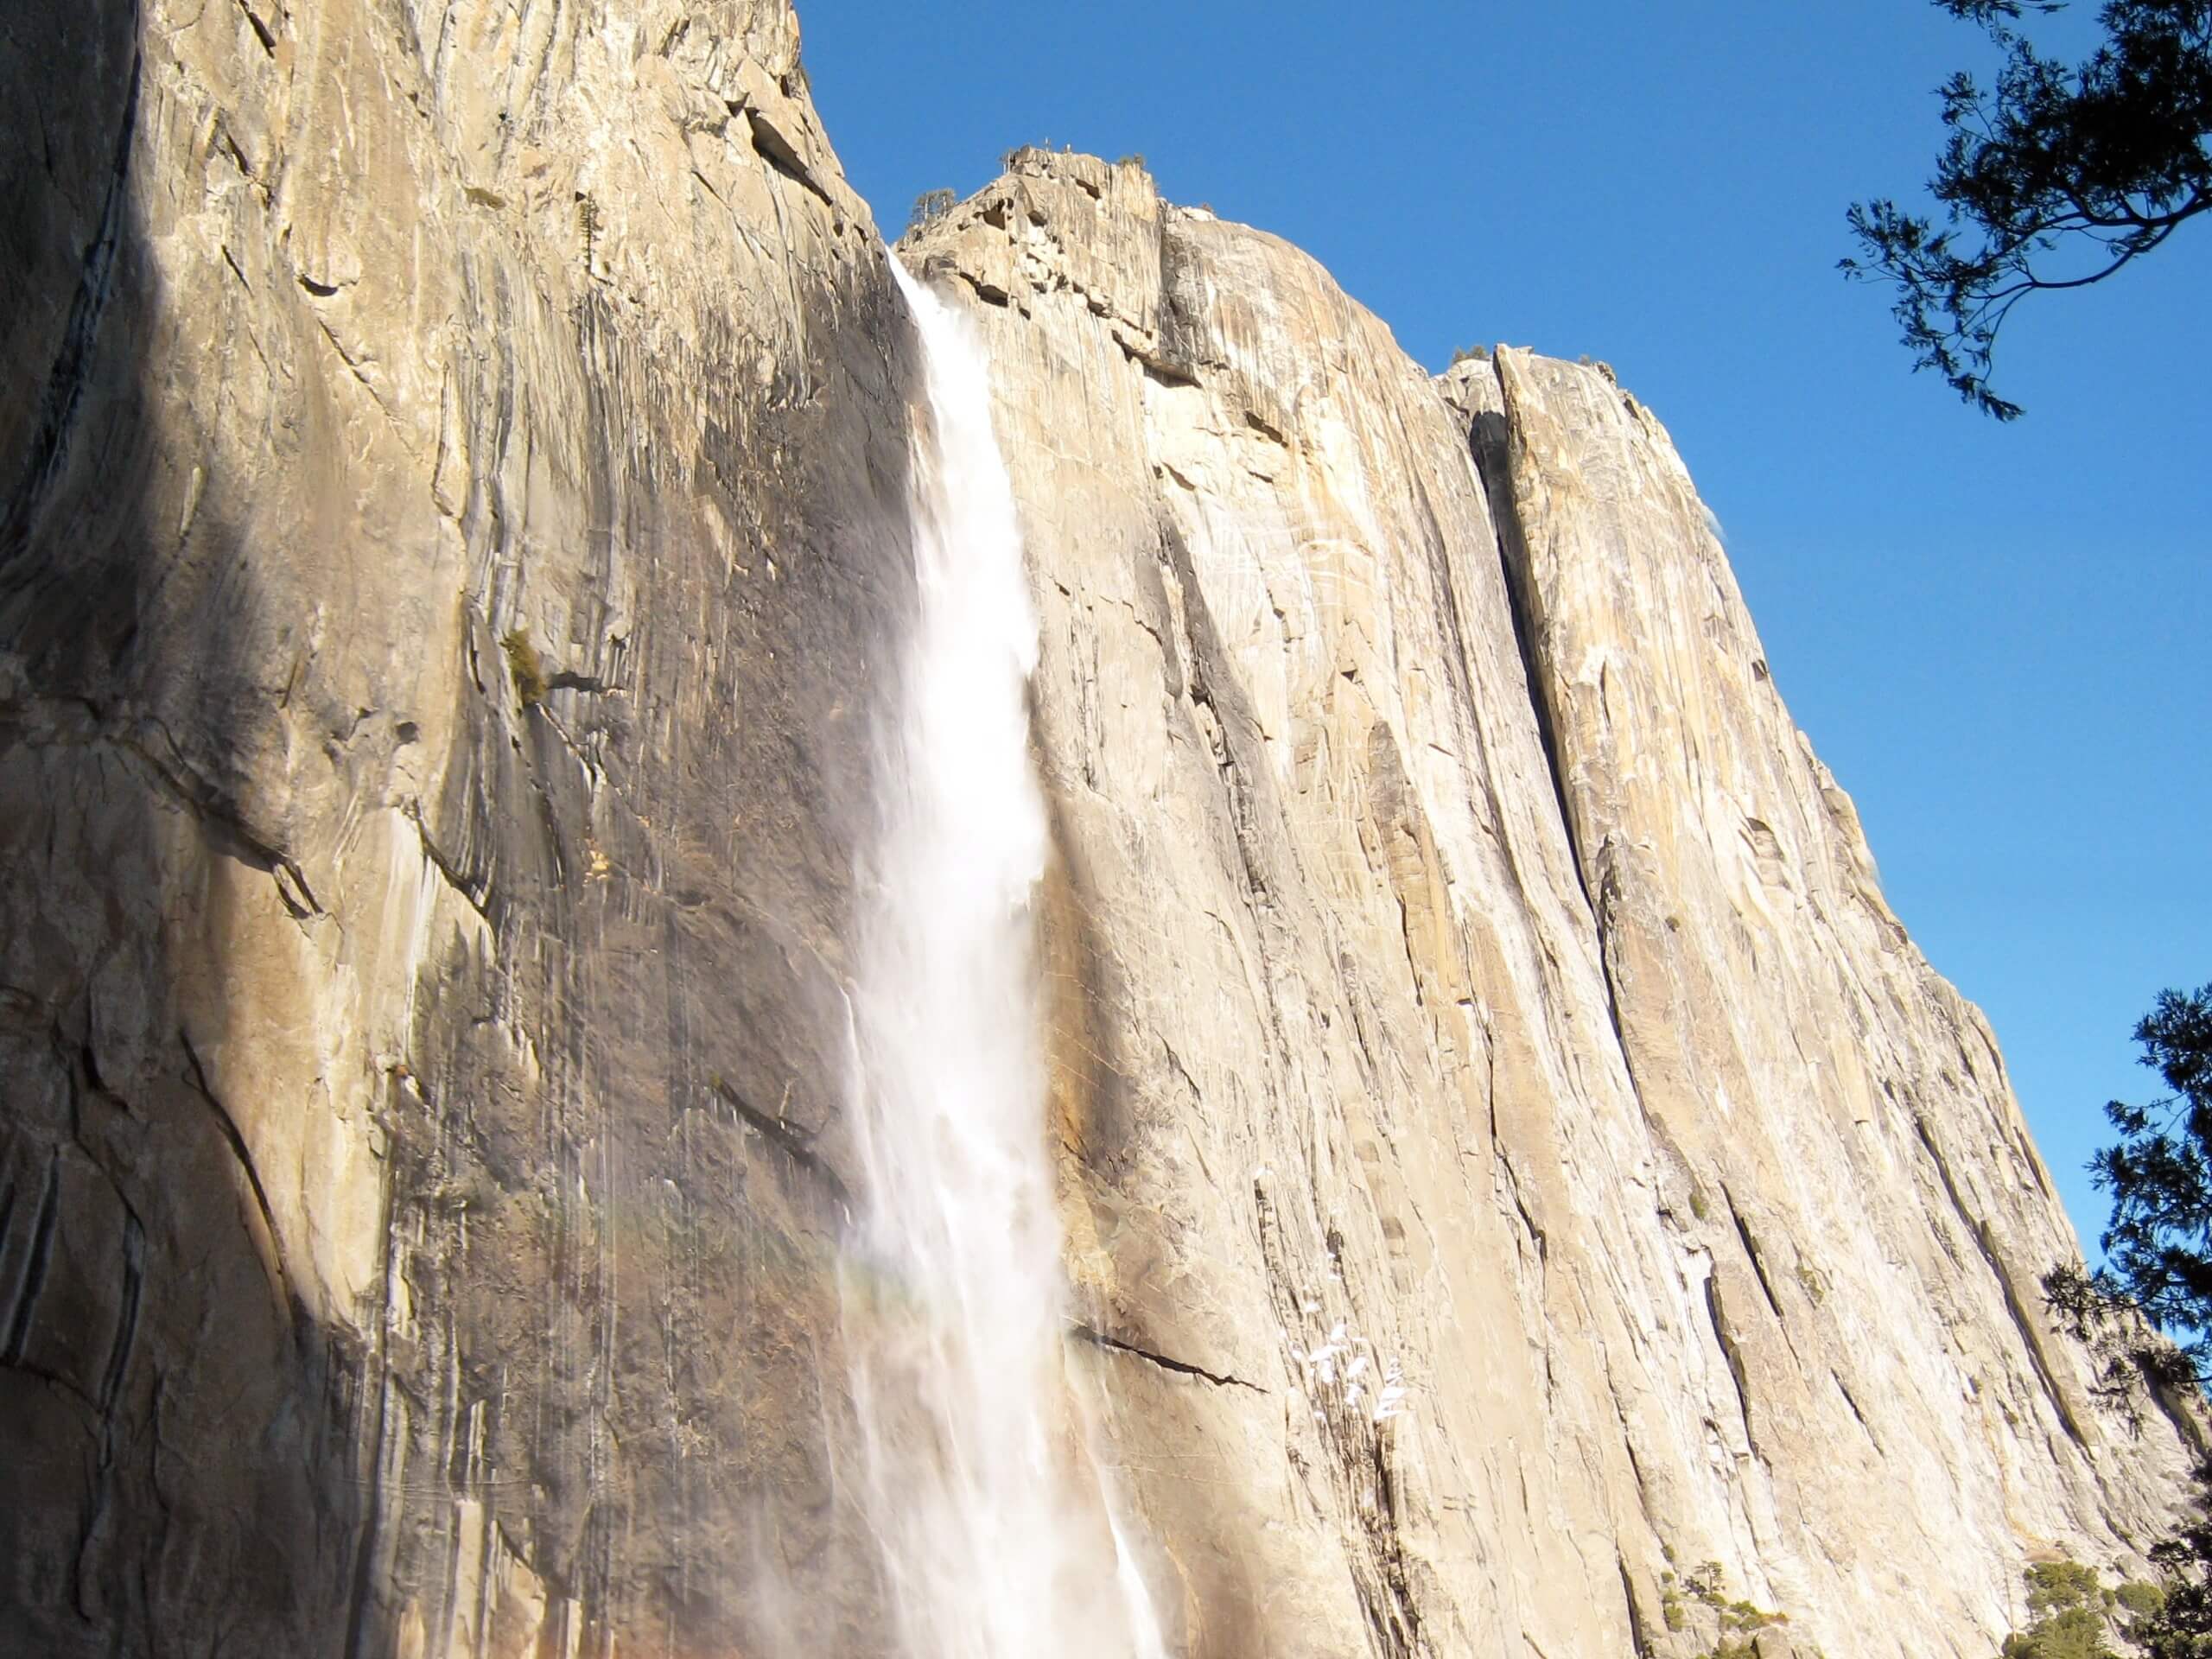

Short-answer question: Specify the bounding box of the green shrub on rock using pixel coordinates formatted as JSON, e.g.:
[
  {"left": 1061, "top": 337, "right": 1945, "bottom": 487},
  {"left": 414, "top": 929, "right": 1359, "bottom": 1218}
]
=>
[
  {"left": 2118, "top": 1579, "right": 2166, "bottom": 1618},
  {"left": 1999, "top": 1561, "right": 2120, "bottom": 1659},
  {"left": 500, "top": 628, "right": 547, "bottom": 707}
]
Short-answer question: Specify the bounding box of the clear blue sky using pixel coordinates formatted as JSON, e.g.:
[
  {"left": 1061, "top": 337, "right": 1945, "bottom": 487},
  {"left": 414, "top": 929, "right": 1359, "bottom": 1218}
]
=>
[{"left": 801, "top": 2, "right": 2210, "bottom": 1255}]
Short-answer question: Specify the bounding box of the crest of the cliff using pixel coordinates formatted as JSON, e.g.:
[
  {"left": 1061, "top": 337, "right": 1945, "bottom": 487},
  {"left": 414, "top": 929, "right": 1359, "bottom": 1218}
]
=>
[
  {"left": 3, "top": 0, "right": 2202, "bottom": 1649},
  {"left": 0, "top": 2, "right": 927, "bottom": 1654},
  {"left": 902, "top": 149, "right": 2197, "bottom": 1657}
]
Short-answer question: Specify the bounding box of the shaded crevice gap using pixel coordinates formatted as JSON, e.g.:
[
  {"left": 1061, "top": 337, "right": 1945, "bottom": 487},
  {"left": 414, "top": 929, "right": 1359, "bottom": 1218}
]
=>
[
  {"left": 1, "top": 697, "right": 322, "bottom": 925},
  {"left": 2143, "top": 1365, "right": 2212, "bottom": 1462},
  {"left": 709, "top": 1077, "right": 849, "bottom": 1209},
  {"left": 1155, "top": 516, "right": 1275, "bottom": 908},
  {"left": 1497, "top": 1152, "right": 1548, "bottom": 1269},
  {"left": 743, "top": 109, "right": 835, "bottom": 212},
  {"left": 94, "top": 1210, "right": 143, "bottom": 1414},
  {"left": 1402, "top": 448, "right": 1564, "bottom": 943},
  {"left": 179, "top": 1028, "right": 294, "bottom": 1311},
  {"left": 232, "top": 0, "right": 276, "bottom": 54},
  {"left": 1465, "top": 364, "right": 1586, "bottom": 918},
  {"left": 345, "top": 1151, "right": 403, "bottom": 1659},
  {"left": 1702, "top": 1274, "right": 1762, "bottom": 1462},
  {"left": 1833, "top": 1370, "right": 1879, "bottom": 1447},
  {"left": 406, "top": 802, "right": 495, "bottom": 926},
  {"left": 1067, "top": 1321, "right": 1265, "bottom": 1394},
  {"left": 1721, "top": 1185, "right": 1788, "bottom": 1329},
  {"left": 1913, "top": 1116, "right": 2088, "bottom": 1447},
  {"left": 53, "top": 1022, "right": 150, "bottom": 1418},
  {"left": 0, "top": 47, "right": 138, "bottom": 556},
  {"left": 1128, "top": 346, "right": 1197, "bottom": 389},
  {"left": 1467, "top": 364, "right": 1645, "bottom": 1100},
  {"left": 1466, "top": 364, "right": 1727, "bottom": 1443},
  {"left": 950, "top": 266, "right": 1012, "bottom": 308},
  {"left": 1584, "top": 848, "right": 1644, "bottom": 1096},
  {"left": 1721, "top": 1185, "right": 1806, "bottom": 1378},
  {"left": 1604, "top": 1369, "right": 1658, "bottom": 1535},
  {"left": 1616, "top": 1551, "right": 1653, "bottom": 1657},
  {"left": 2, "top": 1154, "right": 61, "bottom": 1363}
]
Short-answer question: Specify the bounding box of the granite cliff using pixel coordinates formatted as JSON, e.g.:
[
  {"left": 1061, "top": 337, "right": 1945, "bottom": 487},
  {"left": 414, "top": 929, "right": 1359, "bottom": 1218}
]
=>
[{"left": 0, "top": 3, "right": 2191, "bottom": 1657}]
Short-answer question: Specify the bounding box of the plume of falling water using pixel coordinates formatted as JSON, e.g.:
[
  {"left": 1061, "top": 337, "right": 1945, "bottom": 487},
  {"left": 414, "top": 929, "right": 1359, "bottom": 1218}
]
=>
[{"left": 836, "top": 253, "right": 1166, "bottom": 1659}]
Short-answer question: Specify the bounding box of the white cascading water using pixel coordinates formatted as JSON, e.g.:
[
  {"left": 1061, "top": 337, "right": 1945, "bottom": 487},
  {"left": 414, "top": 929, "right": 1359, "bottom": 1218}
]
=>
[{"left": 838, "top": 254, "right": 1166, "bottom": 1659}]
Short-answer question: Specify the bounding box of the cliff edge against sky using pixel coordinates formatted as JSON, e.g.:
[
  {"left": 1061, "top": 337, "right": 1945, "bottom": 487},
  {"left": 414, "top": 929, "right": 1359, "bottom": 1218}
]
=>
[
  {"left": 899, "top": 151, "right": 2191, "bottom": 1656},
  {"left": 0, "top": 3, "right": 2191, "bottom": 1656}
]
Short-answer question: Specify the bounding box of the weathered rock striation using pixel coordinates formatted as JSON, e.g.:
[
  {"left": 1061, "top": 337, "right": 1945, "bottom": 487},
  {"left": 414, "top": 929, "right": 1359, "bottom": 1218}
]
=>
[
  {"left": 3, "top": 3, "right": 913, "bottom": 1653},
  {"left": 0, "top": 6, "right": 2191, "bottom": 1658},
  {"left": 903, "top": 153, "right": 2196, "bottom": 1658}
]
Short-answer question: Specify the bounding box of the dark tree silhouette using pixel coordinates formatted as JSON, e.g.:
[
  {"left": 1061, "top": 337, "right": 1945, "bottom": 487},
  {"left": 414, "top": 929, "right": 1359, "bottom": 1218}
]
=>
[
  {"left": 1844, "top": 1, "right": 2212, "bottom": 418},
  {"left": 905, "top": 188, "right": 957, "bottom": 239},
  {"left": 2137, "top": 1484, "right": 2212, "bottom": 1659},
  {"left": 2048, "top": 984, "right": 2212, "bottom": 1390},
  {"left": 2044, "top": 986, "right": 2212, "bottom": 1655}
]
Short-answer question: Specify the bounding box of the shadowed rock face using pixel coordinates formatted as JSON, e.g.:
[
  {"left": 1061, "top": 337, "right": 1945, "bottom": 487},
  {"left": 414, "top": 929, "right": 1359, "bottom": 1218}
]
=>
[
  {"left": 2, "top": 3, "right": 917, "bottom": 1653},
  {"left": 0, "top": 13, "right": 2190, "bottom": 1659}
]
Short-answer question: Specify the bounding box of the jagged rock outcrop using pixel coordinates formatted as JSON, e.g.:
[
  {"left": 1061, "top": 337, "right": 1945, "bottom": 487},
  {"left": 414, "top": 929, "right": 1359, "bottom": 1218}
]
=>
[
  {"left": 902, "top": 151, "right": 2196, "bottom": 1657},
  {"left": 0, "top": 7, "right": 2191, "bottom": 1658}
]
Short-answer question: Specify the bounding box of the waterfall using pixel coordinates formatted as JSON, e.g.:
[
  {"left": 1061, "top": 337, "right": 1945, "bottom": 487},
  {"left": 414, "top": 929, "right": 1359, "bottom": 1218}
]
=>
[{"left": 836, "top": 253, "right": 1166, "bottom": 1659}]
